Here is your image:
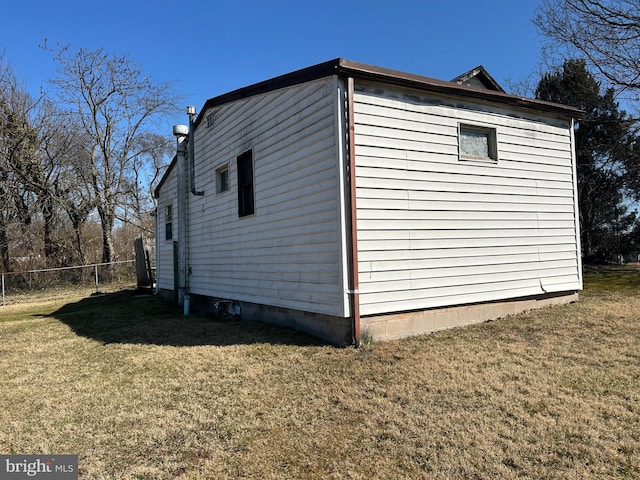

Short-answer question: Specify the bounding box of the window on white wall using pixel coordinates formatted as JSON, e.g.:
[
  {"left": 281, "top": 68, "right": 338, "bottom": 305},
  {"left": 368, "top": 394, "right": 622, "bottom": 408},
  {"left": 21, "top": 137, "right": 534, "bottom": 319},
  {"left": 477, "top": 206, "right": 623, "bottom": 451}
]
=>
[
  {"left": 459, "top": 124, "right": 497, "bottom": 162},
  {"left": 206, "top": 112, "right": 215, "bottom": 128},
  {"left": 237, "top": 150, "right": 254, "bottom": 217},
  {"left": 165, "top": 204, "right": 173, "bottom": 240},
  {"left": 216, "top": 164, "right": 229, "bottom": 194}
]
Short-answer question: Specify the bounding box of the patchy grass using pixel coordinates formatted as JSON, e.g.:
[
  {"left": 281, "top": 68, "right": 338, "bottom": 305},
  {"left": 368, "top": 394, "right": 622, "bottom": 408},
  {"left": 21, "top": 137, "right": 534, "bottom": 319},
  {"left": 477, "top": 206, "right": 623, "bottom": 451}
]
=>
[
  {"left": 583, "top": 264, "right": 640, "bottom": 293},
  {"left": 0, "top": 271, "right": 639, "bottom": 479}
]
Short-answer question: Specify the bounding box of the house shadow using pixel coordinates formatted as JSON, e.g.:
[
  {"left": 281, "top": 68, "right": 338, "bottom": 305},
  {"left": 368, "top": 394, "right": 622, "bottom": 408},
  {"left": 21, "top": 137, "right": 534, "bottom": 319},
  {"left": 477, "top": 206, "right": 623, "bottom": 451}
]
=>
[{"left": 47, "top": 289, "right": 326, "bottom": 347}]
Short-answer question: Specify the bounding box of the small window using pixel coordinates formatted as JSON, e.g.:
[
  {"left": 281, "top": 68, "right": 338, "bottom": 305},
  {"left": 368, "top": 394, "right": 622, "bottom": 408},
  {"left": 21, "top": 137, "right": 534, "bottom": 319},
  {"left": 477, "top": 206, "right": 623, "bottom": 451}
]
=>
[
  {"left": 459, "top": 124, "right": 497, "bottom": 162},
  {"left": 164, "top": 204, "right": 173, "bottom": 240},
  {"left": 206, "top": 112, "right": 215, "bottom": 128},
  {"left": 216, "top": 165, "right": 229, "bottom": 194},
  {"left": 237, "top": 150, "right": 254, "bottom": 217}
]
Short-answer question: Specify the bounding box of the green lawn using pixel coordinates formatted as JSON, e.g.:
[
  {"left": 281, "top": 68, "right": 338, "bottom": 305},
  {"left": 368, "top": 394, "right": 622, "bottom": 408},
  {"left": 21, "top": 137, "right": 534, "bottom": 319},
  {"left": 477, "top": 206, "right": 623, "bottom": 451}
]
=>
[{"left": 1, "top": 269, "right": 639, "bottom": 479}]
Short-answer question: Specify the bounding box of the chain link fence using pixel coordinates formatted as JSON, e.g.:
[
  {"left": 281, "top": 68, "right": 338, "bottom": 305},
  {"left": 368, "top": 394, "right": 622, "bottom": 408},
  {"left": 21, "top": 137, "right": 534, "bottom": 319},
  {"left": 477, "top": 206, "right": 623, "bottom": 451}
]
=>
[{"left": 1, "top": 260, "right": 137, "bottom": 306}]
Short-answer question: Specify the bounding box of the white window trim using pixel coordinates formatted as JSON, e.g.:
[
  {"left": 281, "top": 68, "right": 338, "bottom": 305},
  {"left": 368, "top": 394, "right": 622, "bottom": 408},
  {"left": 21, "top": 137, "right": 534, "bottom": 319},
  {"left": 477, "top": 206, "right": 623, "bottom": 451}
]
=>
[{"left": 215, "top": 164, "right": 230, "bottom": 194}]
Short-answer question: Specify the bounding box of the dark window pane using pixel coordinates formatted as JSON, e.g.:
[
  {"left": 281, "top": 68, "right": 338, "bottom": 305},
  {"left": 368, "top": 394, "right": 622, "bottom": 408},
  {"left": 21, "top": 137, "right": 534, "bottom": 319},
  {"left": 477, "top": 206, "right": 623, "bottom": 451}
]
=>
[{"left": 237, "top": 150, "right": 254, "bottom": 216}]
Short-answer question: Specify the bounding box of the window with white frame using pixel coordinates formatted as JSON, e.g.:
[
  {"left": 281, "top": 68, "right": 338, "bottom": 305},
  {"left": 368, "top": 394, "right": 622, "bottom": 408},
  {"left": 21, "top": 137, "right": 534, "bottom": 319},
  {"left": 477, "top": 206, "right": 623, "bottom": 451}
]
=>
[
  {"left": 216, "top": 164, "right": 229, "bottom": 194},
  {"left": 459, "top": 124, "right": 498, "bottom": 162}
]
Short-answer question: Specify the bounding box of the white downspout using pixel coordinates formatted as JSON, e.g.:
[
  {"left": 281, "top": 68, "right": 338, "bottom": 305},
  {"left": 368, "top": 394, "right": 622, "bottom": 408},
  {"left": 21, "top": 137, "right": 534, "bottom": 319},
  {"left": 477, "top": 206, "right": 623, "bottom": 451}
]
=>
[{"left": 570, "top": 118, "right": 583, "bottom": 288}]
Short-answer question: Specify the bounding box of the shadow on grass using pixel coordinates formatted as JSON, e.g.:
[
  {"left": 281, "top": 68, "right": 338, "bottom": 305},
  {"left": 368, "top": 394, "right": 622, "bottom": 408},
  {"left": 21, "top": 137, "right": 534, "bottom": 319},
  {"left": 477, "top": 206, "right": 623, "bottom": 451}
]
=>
[
  {"left": 583, "top": 264, "right": 640, "bottom": 293},
  {"left": 47, "top": 289, "right": 326, "bottom": 347}
]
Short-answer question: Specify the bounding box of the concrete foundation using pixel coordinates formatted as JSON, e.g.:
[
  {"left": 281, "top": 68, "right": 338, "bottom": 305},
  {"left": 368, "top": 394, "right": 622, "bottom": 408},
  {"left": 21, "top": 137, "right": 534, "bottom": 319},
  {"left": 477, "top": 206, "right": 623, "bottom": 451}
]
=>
[
  {"left": 156, "top": 289, "right": 578, "bottom": 346},
  {"left": 361, "top": 291, "right": 579, "bottom": 342},
  {"left": 241, "top": 301, "right": 353, "bottom": 347},
  {"left": 156, "top": 289, "right": 353, "bottom": 346}
]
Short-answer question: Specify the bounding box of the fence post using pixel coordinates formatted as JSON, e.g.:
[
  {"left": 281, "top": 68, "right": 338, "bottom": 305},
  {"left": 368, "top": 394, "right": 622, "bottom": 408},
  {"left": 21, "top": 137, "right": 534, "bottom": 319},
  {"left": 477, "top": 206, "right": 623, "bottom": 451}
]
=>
[
  {"left": 1, "top": 273, "right": 4, "bottom": 306},
  {"left": 95, "top": 264, "right": 99, "bottom": 293}
]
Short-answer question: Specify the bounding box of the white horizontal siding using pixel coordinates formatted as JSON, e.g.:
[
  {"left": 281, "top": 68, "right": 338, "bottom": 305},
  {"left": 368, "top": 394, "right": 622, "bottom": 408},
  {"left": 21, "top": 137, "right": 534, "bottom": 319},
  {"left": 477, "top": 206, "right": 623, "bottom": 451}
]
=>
[
  {"left": 183, "top": 77, "right": 347, "bottom": 317},
  {"left": 358, "top": 197, "right": 574, "bottom": 213},
  {"left": 156, "top": 170, "right": 177, "bottom": 291},
  {"left": 354, "top": 82, "right": 581, "bottom": 316},
  {"left": 359, "top": 259, "right": 578, "bottom": 283}
]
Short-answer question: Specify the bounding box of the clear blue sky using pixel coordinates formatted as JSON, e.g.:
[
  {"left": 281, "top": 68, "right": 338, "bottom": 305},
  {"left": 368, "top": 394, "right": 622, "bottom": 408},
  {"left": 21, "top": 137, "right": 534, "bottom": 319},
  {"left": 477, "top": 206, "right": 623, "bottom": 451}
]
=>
[{"left": 2, "top": 0, "right": 543, "bottom": 128}]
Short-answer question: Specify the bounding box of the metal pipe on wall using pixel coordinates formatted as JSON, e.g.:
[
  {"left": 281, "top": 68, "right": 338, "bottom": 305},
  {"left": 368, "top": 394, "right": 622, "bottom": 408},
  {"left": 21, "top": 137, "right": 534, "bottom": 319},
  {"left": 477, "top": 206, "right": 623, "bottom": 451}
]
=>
[
  {"left": 173, "top": 124, "right": 189, "bottom": 306},
  {"left": 187, "top": 106, "right": 204, "bottom": 196}
]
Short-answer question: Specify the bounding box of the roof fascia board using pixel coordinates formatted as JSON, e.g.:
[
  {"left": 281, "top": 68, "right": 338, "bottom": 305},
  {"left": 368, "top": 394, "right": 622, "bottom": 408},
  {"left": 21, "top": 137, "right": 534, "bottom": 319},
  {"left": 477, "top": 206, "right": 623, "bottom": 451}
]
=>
[
  {"left": 194, "top": 59, "right": 342, "bottom": 128},
  {"left": 194, "top": 58, "right": 583, "bottom": 128},
  {"left": 335, "top": 60, "right": 583, "bottom": 119},
  {"left": 451, "top": 65, "right": 506, "bottom": 92}
]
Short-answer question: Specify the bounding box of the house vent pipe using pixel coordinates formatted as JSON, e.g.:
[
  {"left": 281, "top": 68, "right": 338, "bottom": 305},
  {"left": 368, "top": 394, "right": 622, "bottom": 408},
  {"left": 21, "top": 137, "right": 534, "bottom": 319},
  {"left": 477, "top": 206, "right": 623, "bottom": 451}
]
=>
[
  {"left": 173, "top": 124, "right": 189, "bottom": 306},
  {"left": 173, "top": 124, "right": 188, "bottom": 137},
  {"left": 187, "top": 106, "right": 204, "bottom": 196}
]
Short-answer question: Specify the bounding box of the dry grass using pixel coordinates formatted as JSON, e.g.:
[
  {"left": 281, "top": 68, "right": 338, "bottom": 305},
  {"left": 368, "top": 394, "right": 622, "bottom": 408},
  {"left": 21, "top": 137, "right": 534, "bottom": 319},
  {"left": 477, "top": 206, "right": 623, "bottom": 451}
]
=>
[{"left": 1, "top": 269, "right": 639, "bottom": 479}]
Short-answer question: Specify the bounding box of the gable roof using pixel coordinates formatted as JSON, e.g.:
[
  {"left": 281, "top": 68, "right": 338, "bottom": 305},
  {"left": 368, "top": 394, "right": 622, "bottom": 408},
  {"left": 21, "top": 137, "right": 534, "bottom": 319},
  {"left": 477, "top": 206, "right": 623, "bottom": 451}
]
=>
[
  {"left": 451, "top": 65, "right": 505, "bottom": 92},
  {"left": 194, "top": 58, "right": 582, "bottom": 128}
]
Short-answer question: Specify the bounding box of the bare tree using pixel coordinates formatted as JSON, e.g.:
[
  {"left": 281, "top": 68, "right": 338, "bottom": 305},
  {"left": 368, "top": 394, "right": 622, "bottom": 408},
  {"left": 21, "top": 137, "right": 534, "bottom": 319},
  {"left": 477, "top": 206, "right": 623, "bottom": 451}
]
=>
[
  {"left": 0, "top": 55, "right": 38, "bottom": 271},
  {"left": 534, "top": 0, "right": 640, "bottom": 102},
  {"left": 55, "top": 137, "right": 95, "bottom": 265},
  {"left": 139, "top": 133, "right": 172, "bottom": 205},
  {"left": 122, "top": 131, "right": 173, "bottom": 236},
  {"left": 504, "top": 69, "right": 545, "bottom": 98},
  {"left": 2, "top": 92, "right": 90, "bottom": 267},
  {"left": 34, "top": 102, "right": 96, "bottom": 265},
  {"left": 0, "top": 55, "right": 15, "bottom": 272},
  {"left": 47, "top": 46, "right": 178, "bottom": 263},
  {"left": 17, "top": 99, "right": 65, "bottom": 264}
]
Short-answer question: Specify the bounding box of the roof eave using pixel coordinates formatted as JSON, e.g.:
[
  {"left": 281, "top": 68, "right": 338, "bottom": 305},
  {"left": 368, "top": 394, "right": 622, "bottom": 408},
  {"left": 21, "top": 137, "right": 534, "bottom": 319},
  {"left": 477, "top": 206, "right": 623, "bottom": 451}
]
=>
[
  {"left": 194, "top": 58, "right": 583, "bottom": 128},
  {"left": 335, "top": 59, "right": 583, "bottom": 119},
  {"left": 451, "top": 65, "right": 506, "bottom": 93},
  {"left": 154, "top": 154, "right": 177, "bottom": 199}
]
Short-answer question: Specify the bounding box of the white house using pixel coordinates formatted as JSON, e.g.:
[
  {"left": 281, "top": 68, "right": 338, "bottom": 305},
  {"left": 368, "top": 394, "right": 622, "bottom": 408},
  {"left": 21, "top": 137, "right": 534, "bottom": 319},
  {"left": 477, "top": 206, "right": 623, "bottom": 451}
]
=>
[{"left": 154, "top": 59, "right": 583, "bottom": 346}]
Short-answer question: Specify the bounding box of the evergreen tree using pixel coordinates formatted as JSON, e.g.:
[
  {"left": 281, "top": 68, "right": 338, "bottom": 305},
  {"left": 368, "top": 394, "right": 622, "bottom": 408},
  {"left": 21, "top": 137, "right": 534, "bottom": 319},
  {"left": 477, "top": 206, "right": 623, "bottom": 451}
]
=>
[{"left": 536, "top": 59, "right": 638, "bottom": 263}]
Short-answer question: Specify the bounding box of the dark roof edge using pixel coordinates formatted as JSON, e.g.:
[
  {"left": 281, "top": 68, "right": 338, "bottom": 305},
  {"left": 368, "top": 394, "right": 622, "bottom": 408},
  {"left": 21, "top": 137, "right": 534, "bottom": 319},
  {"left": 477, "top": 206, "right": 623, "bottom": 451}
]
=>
[
  {"left": 451, "top": 65, "right": 505, "bottom": 93},
  {"left": 336, "top": 59, "right": 583, "bottom": 118},
  {"left": 195, "top": 58, "right": 583, "bottom": 127},
  {"left": 194, "top": 59, "right": 342, "bottom": 127},
  {"left": 154, "top": 154, "right": 177, "bottom": 199}
]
